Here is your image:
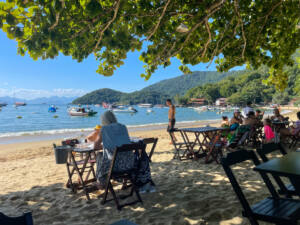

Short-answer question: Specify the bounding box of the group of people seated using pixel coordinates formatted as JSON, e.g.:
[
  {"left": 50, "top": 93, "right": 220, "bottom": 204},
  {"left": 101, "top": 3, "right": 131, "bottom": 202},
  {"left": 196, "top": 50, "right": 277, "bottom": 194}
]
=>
[
  {"left": 221, "top": 101, "right": 300, "bottom": 144},
  {"left": 85, "top": 110, "right": 156, "bottom": 193}
]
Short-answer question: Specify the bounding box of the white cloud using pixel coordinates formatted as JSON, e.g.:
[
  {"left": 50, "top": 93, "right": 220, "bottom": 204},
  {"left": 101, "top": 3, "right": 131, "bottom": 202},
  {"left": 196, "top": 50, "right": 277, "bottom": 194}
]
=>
[{"left": 0, "top": 88, "right": 87, "bottom": 100}]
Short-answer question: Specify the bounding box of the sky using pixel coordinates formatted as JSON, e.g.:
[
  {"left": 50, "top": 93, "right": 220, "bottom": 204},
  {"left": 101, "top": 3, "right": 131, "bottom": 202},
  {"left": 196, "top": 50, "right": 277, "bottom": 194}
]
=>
[{"left": 0, "top": 30, "right": 243, "bottom": 100}]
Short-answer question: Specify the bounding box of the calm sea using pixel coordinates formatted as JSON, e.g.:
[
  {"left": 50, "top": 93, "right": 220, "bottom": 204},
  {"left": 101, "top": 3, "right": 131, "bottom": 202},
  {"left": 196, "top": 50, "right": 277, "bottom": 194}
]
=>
[{"left": 0, "top": 104, "right": 236, "bottom": 138}]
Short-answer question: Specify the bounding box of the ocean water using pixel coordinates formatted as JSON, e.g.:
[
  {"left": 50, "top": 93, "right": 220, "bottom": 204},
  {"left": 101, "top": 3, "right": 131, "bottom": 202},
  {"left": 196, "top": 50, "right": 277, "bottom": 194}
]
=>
[{"left": 0, "top": 104, "right": 235, "bottom": 138}]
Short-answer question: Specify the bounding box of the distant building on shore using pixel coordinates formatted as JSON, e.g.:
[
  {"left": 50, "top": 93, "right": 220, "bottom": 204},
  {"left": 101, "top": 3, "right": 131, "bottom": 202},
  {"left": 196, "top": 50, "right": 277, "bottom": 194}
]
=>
[
  {"left": 215, "top": 98, "right": 227, "bottom": 106},
  {"left": 190, "top": 98, "right": 207, "bottom": 105}
]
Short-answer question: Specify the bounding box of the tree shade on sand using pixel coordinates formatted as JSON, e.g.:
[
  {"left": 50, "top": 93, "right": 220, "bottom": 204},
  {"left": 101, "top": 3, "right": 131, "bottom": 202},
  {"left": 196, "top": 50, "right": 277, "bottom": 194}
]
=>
[{"left": 0, "top": 0, "right": 299, "bottom": 90}]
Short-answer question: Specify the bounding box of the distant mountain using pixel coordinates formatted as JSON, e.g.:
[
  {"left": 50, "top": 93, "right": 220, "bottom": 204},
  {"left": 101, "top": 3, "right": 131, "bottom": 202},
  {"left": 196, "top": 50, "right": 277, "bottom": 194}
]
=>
[
  {"left": 0, "top": 96, "right": 26, "bottom": 104},
  {"left": 72, "top": 88, "right": 169, "bottom": 105},
  {"left": 72, "top": 70, "right": 242, "bottom": 105},
  {"left": 141, "top": 71, "right": 241, "bottom": 97},
  {"left": 73, "top": 88, "right": 124, "bottom": 105},
  {"left": 0, "top": 96, "right": 77, "bottom": 104}
]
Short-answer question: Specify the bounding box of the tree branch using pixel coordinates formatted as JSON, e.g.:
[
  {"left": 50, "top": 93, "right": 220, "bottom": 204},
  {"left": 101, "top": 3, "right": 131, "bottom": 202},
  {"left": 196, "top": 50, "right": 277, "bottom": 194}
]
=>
[
  {"left": 201, "top": 18, "right": 211, "bottom": 58},
  {"left": 234, "top": 0, "right": 246, "bottom": 59},
  {"left": 49, "top": 1, "right": 65, "bottom": 30},
  {"left": 254, "top": 0, "right": 283, "bottom": 48},
  {"left": 93, "top": 0, "right": 121, "bottom": 52},
  {"left": 147, "top": 0, "right": 171, "bottom": 40}
]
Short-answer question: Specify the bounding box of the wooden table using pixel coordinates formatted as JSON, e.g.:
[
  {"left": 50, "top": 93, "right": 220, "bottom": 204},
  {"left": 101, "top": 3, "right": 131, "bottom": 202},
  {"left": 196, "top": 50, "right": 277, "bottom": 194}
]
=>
[
  {"left": 66, "top": 144, "right": 99, "bottom": 200},
  {"left": 178, "top": 126, "right": 228, "bottom": 162},
  {"left": 254, "top": 152, "right": 300, "bottom": 197}
]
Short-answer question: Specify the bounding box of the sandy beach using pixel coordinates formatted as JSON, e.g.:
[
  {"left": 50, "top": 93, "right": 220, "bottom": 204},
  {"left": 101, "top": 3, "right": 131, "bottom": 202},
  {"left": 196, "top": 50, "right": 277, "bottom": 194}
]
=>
[{"left": 0, "top": 110, "right": 298, "bottom": 225}]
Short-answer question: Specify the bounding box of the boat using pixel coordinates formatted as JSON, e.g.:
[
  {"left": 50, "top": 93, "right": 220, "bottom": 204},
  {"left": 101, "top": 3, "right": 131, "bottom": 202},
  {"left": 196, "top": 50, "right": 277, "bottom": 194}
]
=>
[
  {"left": 68, "top": 107, "right": 97, "bottom": 116},
  {"left": 147, "top": 109, "right": 154, "bottom": 113},
  {"left": 113, "top": 106, "right": 137, "bottom": 113},
  {"left": 48, "top": 105, "right": 57, "bottom": 112},
  {"left": 154, "top": 104, "right": 165, "bottom": 108},
  {"left": 102, "top": 102, "right": 112, "bottom": 109},
  {"left": 0, "top": 103, "right": 7, "bottom": 107},
  {"left": 14, "top": 102, "right": 26, "bottom": 106},
  {"left": 138, "top": 103, "right": 153, "bottom": 108}
]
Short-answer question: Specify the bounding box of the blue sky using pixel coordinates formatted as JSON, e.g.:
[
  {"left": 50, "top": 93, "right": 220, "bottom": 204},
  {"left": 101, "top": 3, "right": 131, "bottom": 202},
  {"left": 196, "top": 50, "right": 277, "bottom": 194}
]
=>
[{"left": 0, "top": 30, "right": 242, "bottom": 99}]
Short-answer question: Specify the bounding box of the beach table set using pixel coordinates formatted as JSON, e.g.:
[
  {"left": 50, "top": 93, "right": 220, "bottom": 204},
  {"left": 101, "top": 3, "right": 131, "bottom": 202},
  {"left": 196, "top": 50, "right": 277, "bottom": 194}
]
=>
[
  {"left": 222, "top": 149, "right": 300, "bottom": 225},
  {"left": 254, "top": 151, "right": 300, "bottom": 196},
  {"left": 54, "top": 137, "right": 158, "bottom": 201},
  {"left": 171, "top": 126, "right": 229, "bottom": 163}
]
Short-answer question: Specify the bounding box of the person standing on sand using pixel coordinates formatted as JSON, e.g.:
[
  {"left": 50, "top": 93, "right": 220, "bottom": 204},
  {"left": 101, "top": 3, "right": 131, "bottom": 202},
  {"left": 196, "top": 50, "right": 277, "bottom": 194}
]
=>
[{"left": 166, "top": 99, "right": 177, "bottom": 142}]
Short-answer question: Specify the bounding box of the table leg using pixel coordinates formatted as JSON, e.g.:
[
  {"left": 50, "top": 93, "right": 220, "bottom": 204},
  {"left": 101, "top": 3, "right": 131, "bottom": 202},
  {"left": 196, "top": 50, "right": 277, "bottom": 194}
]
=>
[
  {"left": 194, "top": 132, "right": 207, "bottom": 158},
  {"left": 258, "top": 172, "right": 280, "bottom": 199},
  {"left": 180, "top": 131, "right": 196, "bottom": 159},
  {"left": 289, "top": 178, "right": 300, "bottom": 195},
  {"left": 73, "top": 152, "right": 91, "bottom": 200},
  {"left": 204, "top": 131, "right": 220, "bottom": 163}
]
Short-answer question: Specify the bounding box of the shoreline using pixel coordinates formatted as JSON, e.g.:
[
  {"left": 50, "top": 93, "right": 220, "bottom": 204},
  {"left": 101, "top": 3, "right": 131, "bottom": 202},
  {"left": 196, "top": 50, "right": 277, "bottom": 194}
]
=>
[
  {"left": 0, "top": 119, "right": 220, "bottom": 145},
  {"left": 0, "top": 107, "right": 296, "bottom": 145}
]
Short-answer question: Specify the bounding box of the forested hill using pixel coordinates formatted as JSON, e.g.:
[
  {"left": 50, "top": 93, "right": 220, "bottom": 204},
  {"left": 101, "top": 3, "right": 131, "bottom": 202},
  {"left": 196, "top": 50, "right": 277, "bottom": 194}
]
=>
[
  {"left": 73, "top": 88, "right": 124, "bottom": 104},
  {"left": 141, "top": 71, "right": 240, "bottom": 97},
  {"left": 72, "top": 70, "right": 241, "bottom": 104},
  {"left": 184, "top": 65, "right": 300, "bottom": 106}
]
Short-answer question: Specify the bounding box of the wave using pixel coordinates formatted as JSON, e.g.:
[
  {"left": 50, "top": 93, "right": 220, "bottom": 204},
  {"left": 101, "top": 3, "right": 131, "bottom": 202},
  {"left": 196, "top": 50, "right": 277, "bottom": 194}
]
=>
[
  {"left": 0, "top": 128, "right": 94, "bottom": 138},
  {"left": 0, "top": 119, "right": 221, "bottom": 138}
]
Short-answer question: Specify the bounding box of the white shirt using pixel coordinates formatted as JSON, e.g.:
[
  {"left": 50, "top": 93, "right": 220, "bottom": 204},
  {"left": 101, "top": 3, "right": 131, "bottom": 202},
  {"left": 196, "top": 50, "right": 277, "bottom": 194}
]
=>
[{"left": 242, "top": 106, "right": 254, "bottom": 118}]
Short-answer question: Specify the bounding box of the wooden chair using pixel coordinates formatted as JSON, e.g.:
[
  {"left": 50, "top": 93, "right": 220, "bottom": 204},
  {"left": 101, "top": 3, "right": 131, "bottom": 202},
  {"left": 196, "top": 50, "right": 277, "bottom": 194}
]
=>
[
  {"left": 246, "top": 125, "right": 263, "bottom": 148},
  {"left": 221, "top": 149, "right": 300, "bottom": 225},
  {"left": 169, "top": 129, "right": 193, "bottom": 160},
  {"left": 256, "top": 143, "right": 297, "bottom": 197},
  {"left": 226, "top": 130, "right": 250, "bottom": 150},
  {"left": 288, "top": 129, "right": 300, "bottom": 148},
  {"left": 101, "top": 143, "right": 144, "bottom": 210},
  {"left": 142, "top": 137, "right": 158, "bottom": 162},
  {"left": 0, "top": 212, "right": 33, "bottom": 225}
]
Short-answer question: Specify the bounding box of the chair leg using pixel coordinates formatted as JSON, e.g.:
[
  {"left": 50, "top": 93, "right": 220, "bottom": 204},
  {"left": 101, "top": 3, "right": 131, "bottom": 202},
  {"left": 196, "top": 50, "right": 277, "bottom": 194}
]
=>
[
  {"left": 108, "top": 183, "right": 121, "bottom": 210},
  {"left": 132, "top": 183, "right": 143, "bottom": 204},
  {"left": 101, "top": 181, "right": 110, "bottom": 205},
  {"left": 248, "top": 217, "right": 259, "bottom": 225}
]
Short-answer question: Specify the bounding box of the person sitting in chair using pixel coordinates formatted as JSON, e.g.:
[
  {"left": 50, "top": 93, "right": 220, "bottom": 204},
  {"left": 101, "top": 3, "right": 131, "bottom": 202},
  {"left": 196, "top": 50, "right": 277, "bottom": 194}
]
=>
[
  {"left": 279, "top": 111, "right": 300, "bottom": 137},
  {"left": 243, "top": 111, "right": 258, "bottom": 127},
  {"left": 93, "top": 111, "right": 155, "bottom": 193},
  {"left": 271, "top": 108, "right": 284, "bottom": 121},
  {"left": 263, "top": 118, "right": 275, "bottom": 143},
  {"left": 230, "top": 110, "right": 243, "bottom": 131}
]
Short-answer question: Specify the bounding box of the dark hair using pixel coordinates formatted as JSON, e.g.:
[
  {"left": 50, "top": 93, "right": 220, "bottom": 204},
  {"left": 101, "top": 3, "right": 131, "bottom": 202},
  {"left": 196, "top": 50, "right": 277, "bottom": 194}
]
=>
[
  {"left": 247, "top": 101, "right": 252, "bottom": 106},
  {"left": 248, "top": 111, "right": 255, "bottom": 117},
  {"left": 222, "top": 116, "right": 228, "bottom": 120},
  {"left": 166, "top": 99, "right": 172, "bottom": 103},
  {"left": 264, "top": 118, "right": 272, "bottom": 125},
  {"left": 297, "top": 111, "right": 300, "bottom": 120}
]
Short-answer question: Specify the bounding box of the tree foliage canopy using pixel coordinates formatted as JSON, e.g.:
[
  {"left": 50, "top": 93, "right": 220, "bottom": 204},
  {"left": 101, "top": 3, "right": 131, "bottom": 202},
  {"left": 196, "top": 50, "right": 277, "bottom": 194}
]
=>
[{"left": 0, "top": 0, "right": 299, "bottom": 89}]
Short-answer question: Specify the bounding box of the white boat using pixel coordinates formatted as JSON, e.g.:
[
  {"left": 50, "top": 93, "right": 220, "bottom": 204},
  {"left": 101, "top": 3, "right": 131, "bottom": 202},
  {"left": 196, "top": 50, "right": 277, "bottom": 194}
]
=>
[
  {"left": 14, "top": 102, "right": 26, "bottom": 106},
  {"left": 68, "top": 107, "right": 97, "bottom": 116},
  {"left": 154, "top": 104, "right": 165, "bottom": 108},
  {"left": 147, "top": 109, "right": 154, "bottom": 113},
  {"left": 113, "top": 107, "right": 137, "bottom": 113},
  {"left": 193, "top": 106, "right": 208, "bottom": 112},
  {"left": 138, "top": 103, "right": 153, "bottom": 108}
]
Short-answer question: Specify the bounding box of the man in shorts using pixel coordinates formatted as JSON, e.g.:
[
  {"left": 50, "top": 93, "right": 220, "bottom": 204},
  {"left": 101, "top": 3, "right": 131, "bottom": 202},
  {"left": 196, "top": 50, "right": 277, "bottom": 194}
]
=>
[{"left": 166, "top": 99, "right": 177, "bottom": 143}]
